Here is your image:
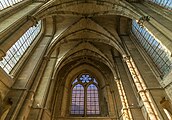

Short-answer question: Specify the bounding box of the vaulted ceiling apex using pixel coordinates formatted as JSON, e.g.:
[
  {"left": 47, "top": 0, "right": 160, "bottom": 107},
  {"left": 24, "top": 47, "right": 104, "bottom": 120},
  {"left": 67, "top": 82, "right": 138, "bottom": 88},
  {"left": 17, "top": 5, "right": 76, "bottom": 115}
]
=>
[
  {"left": 55, "top": 18, "right": 114, "bottom": 39},
  {"left": 63, "top": 41, "right": 106, "bottom": 58}
]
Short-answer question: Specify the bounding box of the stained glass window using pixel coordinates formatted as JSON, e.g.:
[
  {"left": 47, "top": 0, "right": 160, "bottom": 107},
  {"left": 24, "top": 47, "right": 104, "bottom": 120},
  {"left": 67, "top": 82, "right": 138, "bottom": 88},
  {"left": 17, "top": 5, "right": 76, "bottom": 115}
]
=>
[
  {"left": 0, "top": 21, "right": 42, "bottom": 74},
  {"left": 80, "top": 74, "right": 92, "bottom": 83},
  {"left": 71, "top": 74, "right": 100, "bottom": 116},
  {"left": 71, "top": 84, "right": 84, "bottom": 115},
  {"left": 87, "top": 84, "right": 100, "bottom": 115},
  {"left": 132, "top": 20, "right": 172, "bottom": 76}
]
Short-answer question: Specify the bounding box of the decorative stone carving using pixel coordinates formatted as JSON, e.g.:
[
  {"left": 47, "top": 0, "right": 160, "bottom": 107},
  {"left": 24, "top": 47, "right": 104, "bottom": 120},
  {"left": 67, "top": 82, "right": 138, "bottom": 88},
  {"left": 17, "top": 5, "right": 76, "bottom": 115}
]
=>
[
  {"left": 137, "top": 16, "right": 150, "bottom": 27},
  {"left": 27, "top": 15, "right": 38, "bottom": 27}
]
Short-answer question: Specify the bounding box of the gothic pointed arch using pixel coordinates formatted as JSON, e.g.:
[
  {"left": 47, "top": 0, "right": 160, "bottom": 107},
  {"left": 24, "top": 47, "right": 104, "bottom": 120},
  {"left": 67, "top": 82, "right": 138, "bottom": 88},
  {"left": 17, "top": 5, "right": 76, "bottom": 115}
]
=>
[
  {"left": 70, "top": 73, "right": 100, "bottom": 116},
  {"left": 51, "top": 63, "right": 118, "bottom": 118}
]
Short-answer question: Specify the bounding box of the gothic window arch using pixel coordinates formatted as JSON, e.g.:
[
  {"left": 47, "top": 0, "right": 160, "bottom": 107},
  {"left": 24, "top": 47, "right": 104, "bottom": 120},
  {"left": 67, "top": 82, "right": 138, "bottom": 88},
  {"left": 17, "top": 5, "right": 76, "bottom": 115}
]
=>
[{"left": 70, "top": 73, "right": 100, "bottom": 116}]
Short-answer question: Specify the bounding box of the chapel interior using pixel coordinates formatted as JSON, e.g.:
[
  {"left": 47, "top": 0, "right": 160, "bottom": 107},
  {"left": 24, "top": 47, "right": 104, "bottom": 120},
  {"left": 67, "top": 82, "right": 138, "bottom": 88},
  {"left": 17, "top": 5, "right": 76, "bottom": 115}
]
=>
[{"left": 0, "top": 0, "right": 172, "bottom": 120}]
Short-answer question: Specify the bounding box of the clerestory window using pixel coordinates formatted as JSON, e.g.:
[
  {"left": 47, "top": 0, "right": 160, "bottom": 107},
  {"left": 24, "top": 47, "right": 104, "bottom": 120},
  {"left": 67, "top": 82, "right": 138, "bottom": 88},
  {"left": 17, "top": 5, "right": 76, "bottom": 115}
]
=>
[
  {"left": 0, "top": 21, "right": 42, "bottom": 74},
  {"left": 146, "top": 0, "right": 172, "bottom": 10},
  {"left": 132, "top": 20, "right": 172, "bottom": 76},
  {"left": 70, "top": 74, "right": 100, "bottom": 116},
  {"left": 0, "top": 0, "right": 24, "bottom": 11}
]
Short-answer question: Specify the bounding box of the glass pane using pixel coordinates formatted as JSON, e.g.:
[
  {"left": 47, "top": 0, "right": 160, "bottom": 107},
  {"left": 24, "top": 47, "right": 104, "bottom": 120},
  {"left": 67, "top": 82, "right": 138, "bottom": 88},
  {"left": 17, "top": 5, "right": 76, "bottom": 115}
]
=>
[
  {"left": 87, "top": 84, "right": 100, "bottom": 115},
  {"left": 132, "top": 20, "right": 172, "bottom": 76},
  {"left": 71, "top": 74, "right": 100, "bottom": 115},
  {"left": 80, "top": 74, "right": 92, "bottom": 83},
  {"left": 0, "top": 0, "right": 24, "bottom": 11},
  {"left": 0, "top": 21, "right": 41, "bottom": 74},
  {"left": 93, "top": 78, "right": 98, "bottom": 84},
  {"left": 72, "top": 79, "right": 78, "bottom": 85},
  {"left": 71, "top": 84, "right": 84, "bottom": 115},
  {"left": 147, "top": 0, "right": 172, "bottom": 10}
]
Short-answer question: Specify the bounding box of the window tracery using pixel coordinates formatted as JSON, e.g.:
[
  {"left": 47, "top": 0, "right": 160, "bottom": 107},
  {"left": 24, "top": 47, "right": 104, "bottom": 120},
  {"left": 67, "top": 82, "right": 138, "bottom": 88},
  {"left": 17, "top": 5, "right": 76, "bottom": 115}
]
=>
[{"left": 71, "top": 73, "right": 100, "bottom": 116}]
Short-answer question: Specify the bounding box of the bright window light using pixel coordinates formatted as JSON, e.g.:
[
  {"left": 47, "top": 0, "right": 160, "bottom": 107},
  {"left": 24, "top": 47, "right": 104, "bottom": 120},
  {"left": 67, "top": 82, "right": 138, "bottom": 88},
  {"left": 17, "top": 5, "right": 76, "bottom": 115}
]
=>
[
  {"left": 71, "top": 74, "right": 100, "bottom": 115},
  {"left": 147, "top": 0, "right": 172, "bottom": 10},
  {"left": 0, "top": 0, "right": 24, "bottom": 10},
  {"left": 132, "top": 20, "right": 172, "bottom": 76},
  {"left": 163, "top": 109, "right": 172, "bottom": 120},
  {"left": 0, "top": 21, "right": 42, "bottom": 74}
]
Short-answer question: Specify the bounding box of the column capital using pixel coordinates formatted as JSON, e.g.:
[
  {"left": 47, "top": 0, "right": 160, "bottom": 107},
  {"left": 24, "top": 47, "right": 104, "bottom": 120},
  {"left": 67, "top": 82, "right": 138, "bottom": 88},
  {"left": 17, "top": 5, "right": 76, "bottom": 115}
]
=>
[
  {"left": 137, "top": 16, "right": 151, "bottom": 28},
  {"left": 122, "top": 55, "right": 131, "bottom": 62},
  {"left": 114, "top": 77, "right": 120, "bottom": 80},
  {"left": 27, "top": 15, "right": 38, "bottom": 27}
]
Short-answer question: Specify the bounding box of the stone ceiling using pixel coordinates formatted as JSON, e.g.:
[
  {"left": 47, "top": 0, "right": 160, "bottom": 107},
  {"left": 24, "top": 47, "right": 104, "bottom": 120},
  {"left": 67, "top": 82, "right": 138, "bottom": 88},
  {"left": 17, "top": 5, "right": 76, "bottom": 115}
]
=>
[{"left": 34, "top": 0, "right": 133, "bottom": 79}]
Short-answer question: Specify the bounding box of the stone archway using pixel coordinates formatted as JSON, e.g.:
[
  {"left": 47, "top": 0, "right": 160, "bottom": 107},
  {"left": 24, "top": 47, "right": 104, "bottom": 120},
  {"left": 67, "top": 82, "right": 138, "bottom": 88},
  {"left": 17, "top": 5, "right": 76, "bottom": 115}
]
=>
[{"left": 52, "top": 63, "right": 119, "bottom": 120}]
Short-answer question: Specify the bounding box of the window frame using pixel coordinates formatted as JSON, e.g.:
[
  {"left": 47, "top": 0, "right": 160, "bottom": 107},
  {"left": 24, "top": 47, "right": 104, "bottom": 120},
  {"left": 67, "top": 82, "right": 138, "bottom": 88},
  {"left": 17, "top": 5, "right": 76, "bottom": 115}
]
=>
[
  {"left": 0, "top": 0, "right": 25, "bottom": 11},
  {"left": 146, "top": 0, "right": 172, "bottom": 10},
  {"left": 70, "top": 73, "right": 101, "bottom": 117},
  {"left": 0, "top": 21, "right": 42, "bottom": 74},
  {"left": 131, "top": 20, "right": 172, "bottom": 77}
]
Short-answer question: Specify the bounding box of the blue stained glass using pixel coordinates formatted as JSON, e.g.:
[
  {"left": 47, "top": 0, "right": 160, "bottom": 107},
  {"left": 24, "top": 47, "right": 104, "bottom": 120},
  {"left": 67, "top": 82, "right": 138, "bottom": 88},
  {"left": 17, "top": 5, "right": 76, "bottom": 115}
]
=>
[
  {"left": 71, "top": 84, "right": 84, "bottom": 115},
  {"left": 72, "top": 79, "right": 78, "bottom": 85},
  {"left": 93, "top": 79, "right": 98, "bottom": 84},
  {"left": 71, "top": 74, "right": 100, "bottom": 115},
  {"left": 80, "top": 74, "right": 92, "bottom": 83},
  {"left": 87, "top": 84, "right": 100, "bottom": 115}
]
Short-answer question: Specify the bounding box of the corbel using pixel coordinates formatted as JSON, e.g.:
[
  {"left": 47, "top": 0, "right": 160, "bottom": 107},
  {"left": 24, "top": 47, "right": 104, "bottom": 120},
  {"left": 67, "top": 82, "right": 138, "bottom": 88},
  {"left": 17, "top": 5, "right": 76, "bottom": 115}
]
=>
[
  {"left": 27, "top": 15, "right": 38, "bottom": 27},
  {"left": 137, "top": 16, "right": 150, "bottom": 28}
]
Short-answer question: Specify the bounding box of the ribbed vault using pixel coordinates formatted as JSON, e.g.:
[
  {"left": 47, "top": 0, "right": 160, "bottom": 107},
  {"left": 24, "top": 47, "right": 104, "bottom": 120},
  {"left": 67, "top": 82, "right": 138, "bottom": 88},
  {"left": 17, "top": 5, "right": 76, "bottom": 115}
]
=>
[
  {"left": 1, "top": 0, "right": 172, "bottom": 119},
  {"left": 33, "top": 0, "right": 140, "bottom": 20},
  {"left": 40, "top": 4, "right": 132, "bottom": 118},
  {"left": 45, "top": 14, "right": 128, "bottom": 79}
]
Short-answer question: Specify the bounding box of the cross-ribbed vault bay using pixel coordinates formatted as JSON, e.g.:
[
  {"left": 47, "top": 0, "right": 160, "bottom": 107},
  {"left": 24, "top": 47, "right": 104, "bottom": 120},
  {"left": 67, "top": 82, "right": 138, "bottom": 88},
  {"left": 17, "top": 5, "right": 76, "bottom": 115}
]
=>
[{"left": 0, "top": 0, "right": 172, "bottom": 120}]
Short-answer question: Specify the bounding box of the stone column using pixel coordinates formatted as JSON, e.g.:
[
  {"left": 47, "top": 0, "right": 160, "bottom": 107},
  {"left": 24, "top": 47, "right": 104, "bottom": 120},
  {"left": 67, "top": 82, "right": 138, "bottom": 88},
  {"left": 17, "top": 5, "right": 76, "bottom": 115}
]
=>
[
  {"left": 105, "top": 84, "right": 116, "bottom": 117},
  {"left": 115, "top": 77, "right": 133, "bottom": 120},
  {"left": 123, "top": 56, "right": 160, "bottom": 120}
]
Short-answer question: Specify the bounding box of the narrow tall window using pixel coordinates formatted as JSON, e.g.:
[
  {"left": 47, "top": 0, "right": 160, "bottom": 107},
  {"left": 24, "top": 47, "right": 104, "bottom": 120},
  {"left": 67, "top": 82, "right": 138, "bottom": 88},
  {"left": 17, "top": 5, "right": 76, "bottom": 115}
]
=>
[
  {"left": 87, "top": 84, "right": 100, "bottom": 115},
  {"left": 0, "top": 21, "right": 42, "bottom": 74},
  {"left": 132, "top": 20, "right": 172, "bottom": 76},
  {"left": 71, "top": 84, "right": 84, "bottom": 115},
  {"left": 71, "top": 74, "right": 100, "bottom": 116},
  {"left": 146, "top": 0, "right": 172, "bottom": 10},
  {"left": 0, "top": 0, "right": 24, "bottom": 10}
]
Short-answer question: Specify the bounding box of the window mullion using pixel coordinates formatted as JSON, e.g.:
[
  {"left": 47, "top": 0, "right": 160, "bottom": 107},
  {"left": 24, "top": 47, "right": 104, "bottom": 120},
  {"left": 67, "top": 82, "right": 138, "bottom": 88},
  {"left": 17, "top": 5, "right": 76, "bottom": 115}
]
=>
[
  {"left": 70, "top": 74, "right": 100, "bottom": 116},
  {"left": 84, "top": 85, "right": 87, "bottom": 116}
]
